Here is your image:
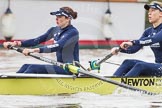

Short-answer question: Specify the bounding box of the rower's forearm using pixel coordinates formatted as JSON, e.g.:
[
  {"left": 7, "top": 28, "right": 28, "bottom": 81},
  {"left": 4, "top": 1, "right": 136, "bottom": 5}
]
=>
[{"left": 33, "top": 48, "right": 40, "bottom": 53}]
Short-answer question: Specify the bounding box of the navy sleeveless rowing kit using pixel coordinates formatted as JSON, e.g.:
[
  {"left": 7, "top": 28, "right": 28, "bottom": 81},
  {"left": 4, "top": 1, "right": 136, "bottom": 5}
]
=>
[
  {"left": 17, "top": 25, "right": 79, "bottom": 74},
  {"left": 113, "top": 23, "right": 162, "bottom": 77}
]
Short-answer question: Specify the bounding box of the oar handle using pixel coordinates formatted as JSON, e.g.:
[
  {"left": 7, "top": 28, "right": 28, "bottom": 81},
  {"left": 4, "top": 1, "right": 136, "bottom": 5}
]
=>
[
  {"left": 7, "top": 45, "right": 23, "bottom": 53},
  {"left": 7, "top": 45, "right": 43, "bottom": 60},
  {"left": 7, "top": 45, "right": 35, "bottom": 56},
  {"left": 7, "top": 45, "right": 65, "bottom": 67}
]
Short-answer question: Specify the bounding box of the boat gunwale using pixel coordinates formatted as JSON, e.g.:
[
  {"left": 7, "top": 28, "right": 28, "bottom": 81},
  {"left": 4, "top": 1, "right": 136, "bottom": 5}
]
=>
[{"left": 0, "top": 73, "right": 160, "bottom": 79}]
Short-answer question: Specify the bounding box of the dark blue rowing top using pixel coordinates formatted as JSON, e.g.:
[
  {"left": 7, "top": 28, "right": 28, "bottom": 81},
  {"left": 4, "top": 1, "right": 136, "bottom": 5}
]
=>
[
  {"left": 121, "top": 23, "right": 162, "bottom": 63},
  {"left": 21, "top": 25, "right": 79, "bottom": 63}
]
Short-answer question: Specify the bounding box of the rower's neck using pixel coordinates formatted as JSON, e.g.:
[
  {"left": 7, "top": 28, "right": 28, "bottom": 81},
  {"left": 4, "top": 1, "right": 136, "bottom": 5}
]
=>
[{"left": 153, "top": 19, "right": 162, "bottom": 28}]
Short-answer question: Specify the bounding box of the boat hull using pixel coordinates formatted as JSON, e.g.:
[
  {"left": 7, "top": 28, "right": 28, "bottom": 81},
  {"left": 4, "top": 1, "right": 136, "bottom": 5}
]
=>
[
  {"left": 0, "top": 77, "right": 113, "bottom": 95},
  {"left": 0, "top": 74, "right": 162, "bottom": 95}
]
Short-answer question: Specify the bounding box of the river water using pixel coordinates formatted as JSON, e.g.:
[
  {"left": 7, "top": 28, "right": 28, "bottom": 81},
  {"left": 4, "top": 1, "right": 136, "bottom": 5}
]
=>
[{"left": 0, "top": 47, "right": 162, "bottom": 108}]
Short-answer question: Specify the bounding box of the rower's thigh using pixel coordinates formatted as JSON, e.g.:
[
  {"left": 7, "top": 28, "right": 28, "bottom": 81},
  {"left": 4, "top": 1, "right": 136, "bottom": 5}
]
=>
[
  {"left": 24, "top": 64, "right": 72, "bottom": 75},
  {"left": 139, "top": 63, "right": 162, "bottom": 76}
]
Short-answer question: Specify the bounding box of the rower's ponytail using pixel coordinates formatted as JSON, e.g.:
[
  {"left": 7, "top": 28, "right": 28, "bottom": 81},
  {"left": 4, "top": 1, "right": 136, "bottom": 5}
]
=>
[{"left": 61, "top": 7, "right": 78, "bottom": 19}]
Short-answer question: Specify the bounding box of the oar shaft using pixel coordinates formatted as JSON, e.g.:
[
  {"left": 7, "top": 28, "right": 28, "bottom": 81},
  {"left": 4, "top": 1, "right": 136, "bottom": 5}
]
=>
[
  {"left": 77, "top": 69, "right": 156, "bottom": 95},
  {"left": 96, "top": 47, "right": 121, "bottom": 65},
  {"left": 96, "top": 53, "right": 113, "bottom": 65},
  {"left": 30, "top": 53, "right": 64, "bottom": 67}
]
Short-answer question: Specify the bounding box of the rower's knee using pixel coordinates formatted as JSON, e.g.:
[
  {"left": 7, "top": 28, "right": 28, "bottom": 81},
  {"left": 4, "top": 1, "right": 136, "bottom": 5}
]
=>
[
  {"left": 122, "top": 59, "right": 134, "bottom": 65},
  {"left": 17, "top": 64, "right": 31, "bottom": 73},
  {"left": 24, "top": 65, "right": 49, "bottom": 74},
  {"left": 134, "top": 62, "right": 146, "bottom": 70}
]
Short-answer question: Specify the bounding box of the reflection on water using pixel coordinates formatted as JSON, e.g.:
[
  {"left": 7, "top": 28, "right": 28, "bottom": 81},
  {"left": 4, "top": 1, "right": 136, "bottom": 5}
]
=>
[
  {"left": 0, "top": 48, "right": 162, "bottom": 108},
  {"left": 0, "top": 93, "right": 162, "bottom": 108}
]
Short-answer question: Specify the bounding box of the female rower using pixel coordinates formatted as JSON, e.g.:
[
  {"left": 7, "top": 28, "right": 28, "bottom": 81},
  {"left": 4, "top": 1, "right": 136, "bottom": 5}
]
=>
[
  {"left": 111, "top": 1, "right": 162, "bottom": 77},
  {"left": 3, "top": 6, "right": 79, "bottom": 75}
]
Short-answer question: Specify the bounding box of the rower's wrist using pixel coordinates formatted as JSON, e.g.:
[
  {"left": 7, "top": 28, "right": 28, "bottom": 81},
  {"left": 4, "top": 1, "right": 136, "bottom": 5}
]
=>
[
  {"left": 130, "top": 40, "right": 135, "bottom": 45},
  {"left": 33, "top": 48, "right": 40, "bottom": 53},
  {"left": 14, "top": 41, "right": 22, "bottom": 46}
]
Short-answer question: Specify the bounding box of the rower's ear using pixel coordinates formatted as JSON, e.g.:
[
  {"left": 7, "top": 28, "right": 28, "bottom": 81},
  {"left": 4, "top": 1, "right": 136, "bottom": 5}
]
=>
[{"left": 160, "top": 11, "right": 162, "bottom": 17}]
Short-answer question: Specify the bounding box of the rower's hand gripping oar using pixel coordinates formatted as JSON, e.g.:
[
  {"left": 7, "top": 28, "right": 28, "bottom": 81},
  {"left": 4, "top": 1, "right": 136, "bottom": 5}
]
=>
[
  {"left": 87, "top": 47, "right": 122, "bottom": 71},
  {"left": 87, "top": 44, "right": 129, "bottom": 71},
  {"left": 7, "top": 45, "right": 65, "bottom": 69},
  {"left": 7, "top": 45, "right": 157, "bottom": 95}
]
